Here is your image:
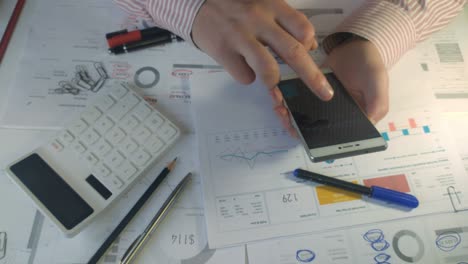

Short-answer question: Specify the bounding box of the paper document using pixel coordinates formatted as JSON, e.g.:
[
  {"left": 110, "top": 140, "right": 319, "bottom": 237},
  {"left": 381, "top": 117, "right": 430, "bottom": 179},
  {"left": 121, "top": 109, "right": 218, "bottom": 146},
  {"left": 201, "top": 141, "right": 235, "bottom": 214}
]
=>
[
  {"left": 18, "top": 135, "right": 245, "bottom": 264},
  {"left": 445, "top": 113, "right": 468, "bottom": 173},
  {"left": 0, "top": 170, "right": 40, "bottom": 264},
  {"left": 412, "top": 11, "right": 468, "bottom": 112},
  {"left": 248, "top": 211, "right": 468, "bottom": 264},
  {"left": 190, "top": 42, "right": 468, "bottom": 247},
  {"left": 0, "top": 0, "right": 213, "bottom": 130}
]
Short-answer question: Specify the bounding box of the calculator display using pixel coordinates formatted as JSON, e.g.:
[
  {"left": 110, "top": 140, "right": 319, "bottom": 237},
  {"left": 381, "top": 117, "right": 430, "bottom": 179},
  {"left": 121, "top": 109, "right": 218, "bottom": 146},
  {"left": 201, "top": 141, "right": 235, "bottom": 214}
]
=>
[{"left": 10, "top": 153, "right": 93, "bottom": 230}]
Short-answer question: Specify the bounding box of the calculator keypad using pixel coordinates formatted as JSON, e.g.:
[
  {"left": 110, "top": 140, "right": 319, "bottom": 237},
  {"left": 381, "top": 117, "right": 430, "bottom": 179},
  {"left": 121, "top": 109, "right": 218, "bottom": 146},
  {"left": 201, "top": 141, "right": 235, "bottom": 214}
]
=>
[{"left": 52, "top": 83, "right": 180, "bottom": 196}]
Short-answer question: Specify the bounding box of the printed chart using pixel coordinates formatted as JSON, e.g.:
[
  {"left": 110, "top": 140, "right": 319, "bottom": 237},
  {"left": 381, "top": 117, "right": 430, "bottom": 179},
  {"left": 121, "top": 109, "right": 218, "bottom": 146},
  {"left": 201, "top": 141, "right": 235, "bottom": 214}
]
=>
[{"left": 208, "top": 128, "right": 308, "bottom": 195}]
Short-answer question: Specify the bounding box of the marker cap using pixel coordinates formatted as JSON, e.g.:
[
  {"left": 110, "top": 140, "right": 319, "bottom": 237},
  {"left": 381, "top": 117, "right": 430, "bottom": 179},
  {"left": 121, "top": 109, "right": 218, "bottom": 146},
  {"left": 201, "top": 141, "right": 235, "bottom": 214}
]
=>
[{"left": 370, "top": 186, "right": 419, "bottom": 208}]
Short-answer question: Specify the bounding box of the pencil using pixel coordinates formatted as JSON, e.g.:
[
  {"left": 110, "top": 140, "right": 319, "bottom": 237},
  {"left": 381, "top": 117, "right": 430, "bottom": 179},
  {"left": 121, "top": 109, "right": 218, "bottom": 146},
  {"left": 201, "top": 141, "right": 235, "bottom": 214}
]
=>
[
  {"left": 87, "top": 157, "right": 178, "bottom": 264},
  {"left": 0, "top": 0, "right": 26, "bottom": 63}
]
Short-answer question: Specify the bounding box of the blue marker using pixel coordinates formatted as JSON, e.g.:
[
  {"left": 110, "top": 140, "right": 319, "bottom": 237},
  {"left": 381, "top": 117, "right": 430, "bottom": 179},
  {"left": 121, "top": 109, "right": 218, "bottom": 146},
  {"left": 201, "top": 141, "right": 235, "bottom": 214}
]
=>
[{"left": 291, "top": 169, "right": 419, "bottom": 209}]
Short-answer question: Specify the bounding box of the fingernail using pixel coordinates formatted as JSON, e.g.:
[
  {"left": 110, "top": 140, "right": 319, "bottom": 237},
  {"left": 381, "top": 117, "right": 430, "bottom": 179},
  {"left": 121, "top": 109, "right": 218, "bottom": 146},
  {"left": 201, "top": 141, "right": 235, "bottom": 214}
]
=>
[{"left": 320, "top": 81, "right": 334, "bottom": 100}]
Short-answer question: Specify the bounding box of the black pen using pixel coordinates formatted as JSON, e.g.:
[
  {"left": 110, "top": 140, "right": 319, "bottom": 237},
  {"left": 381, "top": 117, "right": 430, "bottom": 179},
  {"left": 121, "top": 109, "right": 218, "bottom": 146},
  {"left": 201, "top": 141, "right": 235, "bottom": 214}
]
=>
[
  {"left": 290, "top": 169, "right": 419, "bottom": 208},
  {"left": 87, "top": 158, "right": 178, "bottom": 264},
  {"left": 108, "top": 34, "right": 182, "bottom": 55}
]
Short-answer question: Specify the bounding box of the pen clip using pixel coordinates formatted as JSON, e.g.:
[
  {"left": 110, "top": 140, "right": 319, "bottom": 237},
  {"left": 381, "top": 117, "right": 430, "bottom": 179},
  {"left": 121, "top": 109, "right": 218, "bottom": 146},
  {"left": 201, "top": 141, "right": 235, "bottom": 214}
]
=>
[{"left": 120, "top": 234, "right": 142, "bottom": 263}]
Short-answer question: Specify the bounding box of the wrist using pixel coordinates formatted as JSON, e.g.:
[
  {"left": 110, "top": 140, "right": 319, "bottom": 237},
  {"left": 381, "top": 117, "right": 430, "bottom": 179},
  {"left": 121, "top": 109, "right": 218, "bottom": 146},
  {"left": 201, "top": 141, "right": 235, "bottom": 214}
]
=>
[{"left": 323, "top": 32, "right": 367, "bottom": 54}]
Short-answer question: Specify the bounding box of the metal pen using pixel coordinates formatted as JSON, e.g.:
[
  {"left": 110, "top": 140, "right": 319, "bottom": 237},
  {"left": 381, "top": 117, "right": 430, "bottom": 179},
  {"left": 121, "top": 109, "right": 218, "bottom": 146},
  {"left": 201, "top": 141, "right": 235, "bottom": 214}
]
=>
[{"left": 120, "top": 173, "right": 192, "bottom": 264}]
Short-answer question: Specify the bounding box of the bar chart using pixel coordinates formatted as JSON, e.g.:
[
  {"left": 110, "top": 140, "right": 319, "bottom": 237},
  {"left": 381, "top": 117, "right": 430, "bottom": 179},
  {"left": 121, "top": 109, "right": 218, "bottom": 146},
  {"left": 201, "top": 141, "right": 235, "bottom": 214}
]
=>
[{"left": 381, "top": 118, "right": 431, "bottom": 141}]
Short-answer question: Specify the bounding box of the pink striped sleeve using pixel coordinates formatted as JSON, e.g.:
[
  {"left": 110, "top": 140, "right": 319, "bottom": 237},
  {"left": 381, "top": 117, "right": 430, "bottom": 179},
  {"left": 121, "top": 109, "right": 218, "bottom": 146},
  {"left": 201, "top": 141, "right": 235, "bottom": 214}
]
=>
[
  {"left": 146, "top": 0, "right": 205, "bottom": 44},
  {"left": 323, "top": 0, "right": 467, "bottom": 68},
  {"left": 114, "top": 0, "right": 205, "bottom": 45}
]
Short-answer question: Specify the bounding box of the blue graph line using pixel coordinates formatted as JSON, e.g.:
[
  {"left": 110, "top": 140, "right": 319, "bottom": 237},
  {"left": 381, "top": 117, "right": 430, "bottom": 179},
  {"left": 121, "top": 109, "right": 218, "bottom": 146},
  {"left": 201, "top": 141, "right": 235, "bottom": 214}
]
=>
[{"left": 219, "top": 149, "right": 288, "bottom": 168}]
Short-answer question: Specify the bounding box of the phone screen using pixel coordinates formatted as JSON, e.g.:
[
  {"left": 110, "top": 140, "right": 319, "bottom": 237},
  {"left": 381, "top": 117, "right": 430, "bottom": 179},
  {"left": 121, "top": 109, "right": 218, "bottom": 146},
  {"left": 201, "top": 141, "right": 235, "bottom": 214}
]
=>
[{"left": 278, "top": 72, "right": 382, "bottom": 150}]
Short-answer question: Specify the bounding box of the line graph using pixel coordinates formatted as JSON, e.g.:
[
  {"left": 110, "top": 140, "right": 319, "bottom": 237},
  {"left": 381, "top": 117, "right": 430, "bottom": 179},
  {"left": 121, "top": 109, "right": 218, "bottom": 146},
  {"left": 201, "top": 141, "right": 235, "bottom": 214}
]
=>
[
  {"left": 208, "top": 128, "right": 307, "bottom": 178},
  {"left": 218, "top": 147, "right": 289, "bottom": 169}
]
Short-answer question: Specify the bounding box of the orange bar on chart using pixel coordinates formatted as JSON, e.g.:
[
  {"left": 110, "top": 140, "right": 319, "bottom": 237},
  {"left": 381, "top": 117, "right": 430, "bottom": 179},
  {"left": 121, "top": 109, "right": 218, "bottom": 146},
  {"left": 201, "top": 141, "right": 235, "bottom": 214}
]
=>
[
  {"left": 389, "top": 122, "right": 396, "bottom": 132},
  {"left": 316, "top": 181, "right": 361, "bottom": 205},
  {"left": 409, "top": 118, "right": 417, "bottom": 129},
  {"left": 363, "top": 174, "right": 411, "bottom": 193}
]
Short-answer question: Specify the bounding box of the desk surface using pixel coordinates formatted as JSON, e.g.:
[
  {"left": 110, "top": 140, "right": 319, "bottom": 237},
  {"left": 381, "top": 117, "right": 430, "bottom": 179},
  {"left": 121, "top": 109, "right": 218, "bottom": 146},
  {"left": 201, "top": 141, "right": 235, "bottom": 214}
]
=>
[{"left": 0, "top": 2, "right": 467, "bottom": 264}]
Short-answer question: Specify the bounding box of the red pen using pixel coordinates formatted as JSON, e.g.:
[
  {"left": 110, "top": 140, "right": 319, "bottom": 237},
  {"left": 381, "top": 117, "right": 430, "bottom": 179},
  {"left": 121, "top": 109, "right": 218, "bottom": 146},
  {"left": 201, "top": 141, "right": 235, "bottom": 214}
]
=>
[
  {"left": 106, "top": 27, "right": 168, "bottom": 48},
  {"left": 0, "top": 0, "right": 26, "bottom": 63}
]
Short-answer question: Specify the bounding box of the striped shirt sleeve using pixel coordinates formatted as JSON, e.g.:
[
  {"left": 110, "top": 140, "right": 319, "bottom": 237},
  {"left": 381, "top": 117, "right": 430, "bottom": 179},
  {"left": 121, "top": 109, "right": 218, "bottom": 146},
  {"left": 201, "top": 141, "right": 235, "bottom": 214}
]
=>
[
  {"left": 114, "top": 0, "right": 205, "bottom": 45},
  {"left": 323, "top": 0, "right": 467, "bottom": 68}
]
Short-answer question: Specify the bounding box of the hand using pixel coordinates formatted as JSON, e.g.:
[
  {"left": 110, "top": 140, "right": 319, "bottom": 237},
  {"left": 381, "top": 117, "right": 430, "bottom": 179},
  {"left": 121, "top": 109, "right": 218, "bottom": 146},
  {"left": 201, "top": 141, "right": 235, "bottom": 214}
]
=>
[
  {"left": 325, "top": 39, "right": 389, "bottom": 124},
  {"left": 192, "top": 0, "right": 334, "bottom": 101},
  {"left": 272, "top": 38, "right": 389, "bottom": 135}
]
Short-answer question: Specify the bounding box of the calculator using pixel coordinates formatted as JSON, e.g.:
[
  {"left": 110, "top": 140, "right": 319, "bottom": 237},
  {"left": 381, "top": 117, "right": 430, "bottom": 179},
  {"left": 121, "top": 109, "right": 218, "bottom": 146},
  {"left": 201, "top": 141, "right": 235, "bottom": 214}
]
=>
[{"left": 6, "top": 82, "right": 180, "bottom": 236}]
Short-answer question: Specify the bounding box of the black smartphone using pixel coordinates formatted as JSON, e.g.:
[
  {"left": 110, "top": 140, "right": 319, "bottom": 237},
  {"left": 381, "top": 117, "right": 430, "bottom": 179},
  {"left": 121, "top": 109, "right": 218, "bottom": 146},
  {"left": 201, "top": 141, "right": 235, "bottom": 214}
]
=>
[{"left": 278, "top": 70, "right": 387, "bottom": 162}]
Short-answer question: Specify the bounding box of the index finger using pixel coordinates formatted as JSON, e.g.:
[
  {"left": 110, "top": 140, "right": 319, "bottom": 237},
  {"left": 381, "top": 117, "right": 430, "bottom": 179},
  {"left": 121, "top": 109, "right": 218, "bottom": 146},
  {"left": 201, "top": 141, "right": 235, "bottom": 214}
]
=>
[{"left": 260, "top": 26, "right": 334, "bottom": 101}]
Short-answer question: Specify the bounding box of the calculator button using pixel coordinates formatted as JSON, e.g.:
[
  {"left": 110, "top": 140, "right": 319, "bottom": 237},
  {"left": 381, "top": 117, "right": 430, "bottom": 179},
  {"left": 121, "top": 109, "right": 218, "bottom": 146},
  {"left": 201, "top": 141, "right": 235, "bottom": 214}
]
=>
[
  {"left": 71, "top": 141, "right": 87, "bottom": 154},
  {"left": 102, "top": 176, "right": 124, "bottom": 190},
  {"left": 93, "top": 163, "right": 111, "bottom": 178},
  {"left": 105, "top": 149, "right": 125, "bottom": 168},
  {"left": 81, "top": 106, "right": 102, "bottom": 124},
  {"left": 108, "top": 103, "right": 128, "bottom": 121},
  {"left": 94, "top": 95, "right": 115, "bottom": 111},
  {"left": 69, "top": 118, "right": 88, "bottom": 135},
  {"left": 107, "top": 94, "right": 140, "bottom": 121},
  {"left": 84, "top": 152, "right": 99, "bottom": 166},
  {"left": 145, "top": 113, "right": 164, "bottom": 132},
  {"left": 132, "top": 125, "right": 152, "bottom": 145},
  {"left": 120, "top": 137, "right": 138, "bottom": 155},
  {"left": 81, "top": 128, "right": 100, "bottom": 145},
  {"left": 95, "top": 116, "right": 114, "bottom": 134},
  {"left": 131, "top": 149, "right": 151, "bottom": 167},
  {"left": 59, "top": 130, "right": 75, "bottom": 146},
  {"left": 94, "top": 138, "right": 112, "bottom": 156},
  {"left": 121, "top": 114, "right": 140, "bottom": 133},
  {"left": 110, "top": 83, "right": 129, "bottom": 99},
  {"left": 157, "top": 123, "right": 177, "bottom": 142},
  {"left": 145, "top": 136, "right": 165, "bottom": 155},
  {"left": 118, "top": 161, "right": 138, "bottom": 181},
  {"left": 50, "top": 140, "right": 64, "bottom": 152},
  {"left": 106, "top": 127, "right": 126, "bottom": 145},
  {"left": 132, "top": 103, "right": 152, "bottom": 121},
  {"left": 121, "top": 93, "right": 140, "bottom": 110}
]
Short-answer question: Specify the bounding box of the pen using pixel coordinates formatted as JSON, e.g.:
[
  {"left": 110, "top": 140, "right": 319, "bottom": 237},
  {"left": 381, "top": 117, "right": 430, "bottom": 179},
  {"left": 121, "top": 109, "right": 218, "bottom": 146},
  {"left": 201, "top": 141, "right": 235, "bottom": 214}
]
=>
[
  {"left": 0, "top": 0, "right": 26, "bottom": 63},
  {"left": 105, "top": 29, "right": 128, "bottom": 40},
  {"left": 87, "top": 157, "right": 179, "bottom": 264},
  {"left": 108, "top": 34, "right": 182, "bottom": 55},
  {"left": 120, "top": 172, "right": 192, "bottom": 264},
  {"left": 291, "top": 169, "right": 419, "bottom": 208},
  {"left": 106, "top": 27, "right": 170, "bottom": 48}
]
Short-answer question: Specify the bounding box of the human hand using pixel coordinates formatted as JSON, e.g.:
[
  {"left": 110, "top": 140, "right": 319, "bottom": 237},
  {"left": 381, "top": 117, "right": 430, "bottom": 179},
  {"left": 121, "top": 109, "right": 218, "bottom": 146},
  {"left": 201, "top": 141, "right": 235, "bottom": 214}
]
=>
[
  {"left": 272, "top": 38, "right": 389, "bottom": 135},
  {"left": 325, "top": 39, "right": 389, "bottom": 124},
  {"left": 191, "top": 0, "right": 334, "bottom": 103}
]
